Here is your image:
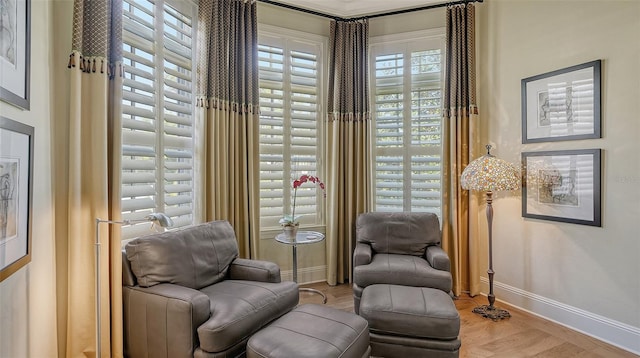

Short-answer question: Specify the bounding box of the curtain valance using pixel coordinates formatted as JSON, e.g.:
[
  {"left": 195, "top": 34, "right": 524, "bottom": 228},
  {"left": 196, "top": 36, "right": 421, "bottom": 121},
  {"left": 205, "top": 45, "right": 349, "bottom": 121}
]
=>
[
  {"left": 67, "top": 0, "right": 122, "bottom": 77},
  {"left": 196, "top": 0, "right": 259, "bottom": 113}
]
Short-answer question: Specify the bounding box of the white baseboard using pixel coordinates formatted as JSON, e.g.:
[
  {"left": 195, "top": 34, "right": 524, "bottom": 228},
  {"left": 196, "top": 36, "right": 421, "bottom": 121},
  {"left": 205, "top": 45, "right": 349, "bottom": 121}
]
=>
[
  {"left": 480, "top": 277, "right": 640, "bottom": 355},
  {"left": 281, "top": 265, "right": 326, "bottom": 285}
]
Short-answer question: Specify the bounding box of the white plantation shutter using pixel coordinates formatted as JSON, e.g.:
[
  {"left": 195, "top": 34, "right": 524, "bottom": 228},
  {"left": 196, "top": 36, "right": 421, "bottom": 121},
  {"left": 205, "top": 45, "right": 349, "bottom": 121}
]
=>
[
  {"left": 371, "top": 33, "right": 444, "bottom": 216},
  {"left": 258, "top": 28, "right": 325, "bottom": 229},
  {"left": 121, "top": 0, "right": 197, "bottom": 239}
]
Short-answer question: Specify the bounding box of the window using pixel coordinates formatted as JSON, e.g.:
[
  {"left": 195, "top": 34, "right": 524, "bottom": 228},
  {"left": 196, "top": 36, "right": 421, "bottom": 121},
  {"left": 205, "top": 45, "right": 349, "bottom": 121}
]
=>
[
  {"left": 258, "top": 26, "right": 325, "bottom": 230},
  {"left": 121, "top": 0, "right": 198, "bottom": 239},
  {"left": 370, "top": 30, "right": 445, "bottom": 216}
]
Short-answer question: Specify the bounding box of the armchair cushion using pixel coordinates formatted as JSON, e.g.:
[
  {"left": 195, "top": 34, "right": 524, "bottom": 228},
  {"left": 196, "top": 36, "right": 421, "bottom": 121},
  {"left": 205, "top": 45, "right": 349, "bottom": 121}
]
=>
[
  {"left": 356, "top": 212, "right": 441, "bottom": 256},
  {"left": 229, "top": 258, "right": 281, "bottom": 283},
  {"left": 353, "top": 254, "right": 452, "bottom": 293},
  {"left": 197, "top": 280, "right": 299, "bottom": 353},
  {"left": 126, "top": 221, "right": 238, "bottom": 289}
]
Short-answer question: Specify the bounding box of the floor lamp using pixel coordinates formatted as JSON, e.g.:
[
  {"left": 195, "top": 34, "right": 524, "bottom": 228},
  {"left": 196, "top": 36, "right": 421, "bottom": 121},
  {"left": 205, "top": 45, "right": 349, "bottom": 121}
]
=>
[
  {"left": 461, "top": 145, "right": 520, "bottom": 321},
  {"left": 94, "top": 213, "right": 173, "bottom": 357}
]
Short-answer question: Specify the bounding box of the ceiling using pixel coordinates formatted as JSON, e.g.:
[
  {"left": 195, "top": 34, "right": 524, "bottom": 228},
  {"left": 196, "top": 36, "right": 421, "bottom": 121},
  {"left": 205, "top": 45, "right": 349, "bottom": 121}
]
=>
[{"left": 265, "top": 0, "right": 450, "bottom": 18}]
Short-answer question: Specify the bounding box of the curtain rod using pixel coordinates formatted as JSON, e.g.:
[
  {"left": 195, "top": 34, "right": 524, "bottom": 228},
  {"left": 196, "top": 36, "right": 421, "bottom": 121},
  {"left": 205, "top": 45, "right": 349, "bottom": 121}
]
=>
[{"left": 257, "top": 0, "right": 483, "bottom": 21}]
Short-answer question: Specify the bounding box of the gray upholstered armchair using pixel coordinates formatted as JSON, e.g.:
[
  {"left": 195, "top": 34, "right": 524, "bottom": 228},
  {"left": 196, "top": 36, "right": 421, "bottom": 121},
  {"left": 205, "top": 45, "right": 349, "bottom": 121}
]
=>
[
  {"left": 352, "top": 212, "right": 452, "bottom": 313},
  {"left": 122, "top": 220, "right": 299, "bottom": 358}
]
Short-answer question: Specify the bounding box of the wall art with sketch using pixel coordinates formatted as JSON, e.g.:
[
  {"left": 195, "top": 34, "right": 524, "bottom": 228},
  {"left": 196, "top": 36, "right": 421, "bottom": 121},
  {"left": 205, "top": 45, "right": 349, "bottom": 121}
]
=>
[
  {"left": 0, "top": 0, "right": 30, "bottom": 109},
  {"left": 521, "top": 149, "right": 601, "bottom": 227},
  {"left": 0, "top": 116, "right": 33, "bottom": 282},
  {"left": 521, "top": 60, "right": 601, "bottom": 143}
]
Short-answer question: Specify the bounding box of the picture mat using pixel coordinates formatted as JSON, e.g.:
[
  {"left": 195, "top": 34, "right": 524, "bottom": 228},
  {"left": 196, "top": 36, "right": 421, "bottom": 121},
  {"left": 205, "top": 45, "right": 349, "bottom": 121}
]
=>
[
  {"left": 525, "top": 67, "right": 595, "bottom": 141},
  {"left": 0, "top": 0, "right": 28, "bottom": 107},
  {"left": 522, "top": 149, "right": 601, "bottom": 227},
  {"left": 0, "top": 126, "right": 29, "bottom": 270}
]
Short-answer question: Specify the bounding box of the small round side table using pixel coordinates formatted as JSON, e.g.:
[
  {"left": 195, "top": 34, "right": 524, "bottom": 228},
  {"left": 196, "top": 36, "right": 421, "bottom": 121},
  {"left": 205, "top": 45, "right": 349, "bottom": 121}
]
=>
[{"left": 275, "top": 230, "right": 327, "bottom": 304}]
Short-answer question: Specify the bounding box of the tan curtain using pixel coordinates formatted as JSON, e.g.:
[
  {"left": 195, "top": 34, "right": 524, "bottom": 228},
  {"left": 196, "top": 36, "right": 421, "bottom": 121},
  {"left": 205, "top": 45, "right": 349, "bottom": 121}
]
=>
[
  {"left": 326, "top": 20, "right": 371, "bottom": 285},
  {"left": 196, "top": 0, "right": 260, "bottom": 258},
  {"left": 442, "top": 3, "right": 481, "bottom": 297},
  {"left": 56, "top": 0, "right": 124, "bottom": 357}
]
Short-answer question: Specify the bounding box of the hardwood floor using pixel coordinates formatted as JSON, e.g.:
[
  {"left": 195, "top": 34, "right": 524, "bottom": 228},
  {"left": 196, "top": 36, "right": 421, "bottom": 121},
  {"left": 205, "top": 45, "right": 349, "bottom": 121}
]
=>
[{"left": 298, "top": 282, "right": 638, "bottom": 358}]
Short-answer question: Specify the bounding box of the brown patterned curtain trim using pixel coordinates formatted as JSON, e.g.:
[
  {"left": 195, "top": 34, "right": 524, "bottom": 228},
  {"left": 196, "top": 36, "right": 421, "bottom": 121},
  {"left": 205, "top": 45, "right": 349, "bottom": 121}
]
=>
[
  {"left": 327, "top": 19, "right": 370, "bottom": 120},
  {"left": 67, "top": 0, "right": 123, "bottom": 78},
  {"left": 67, "top": 52, "right": 124, "bottom": 78},
  {"left": 443, "top": 105, "right": 478, "bottom": 120},
  {"left": 196, "top": 0, "right": 259, "bottom": 110},
  {"left": 195, "top": 97, "right": 260, "bottom": 114},
  {"left": 444, "top": 3, "right": 477, "bottom": 118}
]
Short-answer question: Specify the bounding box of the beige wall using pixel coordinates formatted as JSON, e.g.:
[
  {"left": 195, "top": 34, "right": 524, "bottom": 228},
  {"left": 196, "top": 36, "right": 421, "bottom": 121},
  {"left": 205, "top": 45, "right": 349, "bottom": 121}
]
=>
[
  {"left": 257, "top": 2, "right": 446, "bottom": 38},
  {"left": 477, "top": 0, "right": 640, "bottom": 352},
  {"left": 0, "top": 0, "right": 59, "bottom": 356},
  {"left": 258, "top": 3, "right": 330, "bottom": 37},
  {"left": 369, "top": 7, "right": 445, "bottom": 36}
]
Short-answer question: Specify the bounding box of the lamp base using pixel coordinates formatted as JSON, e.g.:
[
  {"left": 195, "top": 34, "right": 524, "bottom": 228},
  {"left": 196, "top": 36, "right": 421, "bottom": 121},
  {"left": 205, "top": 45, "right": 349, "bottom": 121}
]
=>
[{"left": 472, "top": 305, "right": 511, "bottom": 321}]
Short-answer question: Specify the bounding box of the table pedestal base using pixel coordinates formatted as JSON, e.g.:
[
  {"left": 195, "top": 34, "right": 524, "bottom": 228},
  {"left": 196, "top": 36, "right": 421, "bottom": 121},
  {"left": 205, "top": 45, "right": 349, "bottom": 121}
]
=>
[
  {"left": 299, "top": 287, "right": 327, "bottom": 304},
  {"left": 275, "top": 231, "right": 327, "bottom": 305}
]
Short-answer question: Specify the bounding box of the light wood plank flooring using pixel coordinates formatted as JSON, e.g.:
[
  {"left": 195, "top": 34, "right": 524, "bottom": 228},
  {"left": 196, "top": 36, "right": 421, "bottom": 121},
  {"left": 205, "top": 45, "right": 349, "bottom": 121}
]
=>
[{"left": 298, "top": 282, "right": 638, "bottom": 358}]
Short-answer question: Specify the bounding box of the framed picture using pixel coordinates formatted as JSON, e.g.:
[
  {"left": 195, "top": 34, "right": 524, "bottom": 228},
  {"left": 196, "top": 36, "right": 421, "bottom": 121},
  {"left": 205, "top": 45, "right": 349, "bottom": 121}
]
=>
[
  {"left": 0, "top": 0, "right": 31, "bottom": 110},
  {"left": 522, "top": 149, "right": 601, "bottom": 227},
  {"left": 0, "top": 116, "right": 34, "bottom": 282},
  {"left": 521, "top": 60, "right": 601, "bottom": 143}
]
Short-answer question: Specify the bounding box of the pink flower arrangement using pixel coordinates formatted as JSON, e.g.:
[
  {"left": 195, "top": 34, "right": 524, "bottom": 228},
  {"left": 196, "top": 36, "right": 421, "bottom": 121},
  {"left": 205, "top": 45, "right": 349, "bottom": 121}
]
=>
[{"left": 280, "top": 174, "right": 326, "bottom": 225}]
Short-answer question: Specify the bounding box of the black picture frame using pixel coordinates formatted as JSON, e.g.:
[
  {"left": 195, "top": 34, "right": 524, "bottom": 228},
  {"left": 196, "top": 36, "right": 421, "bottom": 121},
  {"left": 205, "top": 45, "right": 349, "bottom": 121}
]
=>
[
  {"left": 521, "top": 60, "right": 601, "bottom": 143},
  {"left": 0, "top": 116, "right": 34, "bottom": 282},
  {"left": 522, "top": 149, "right": 601, "bottom": 227},
  {"left": 0, "top": 0, "right": 31, "bottom": 110}
]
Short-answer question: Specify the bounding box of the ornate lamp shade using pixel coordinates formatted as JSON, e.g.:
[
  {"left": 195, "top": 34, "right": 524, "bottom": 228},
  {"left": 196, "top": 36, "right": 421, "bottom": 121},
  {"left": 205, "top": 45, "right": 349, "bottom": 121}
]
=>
[
  {"left": 460, "top": 145, "right": 519, "bottom": 321},
  {"left": 461, "top": 146, "right": 520, "bottom": 192}
]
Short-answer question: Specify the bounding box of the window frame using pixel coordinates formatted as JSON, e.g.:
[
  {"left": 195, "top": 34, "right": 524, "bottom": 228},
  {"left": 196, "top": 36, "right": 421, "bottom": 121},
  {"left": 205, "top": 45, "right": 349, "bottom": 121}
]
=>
[
  {"left": 257, "top": 25, "right": 328, "bottom": 234},
  {"left": 120, "top": 0, "right": 199, "bottom": 240},
  {"left": 369, "top": 28, "right": 446, "bottom": 216}
]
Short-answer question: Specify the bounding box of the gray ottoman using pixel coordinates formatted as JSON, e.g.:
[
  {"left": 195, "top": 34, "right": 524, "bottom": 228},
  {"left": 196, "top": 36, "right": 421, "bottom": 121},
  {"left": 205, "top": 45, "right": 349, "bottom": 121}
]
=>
[
  {"left": 247, "top": 304, "right": 371, "bottom": 358},
  {"left": 359, "top": 284, "right": 461, "bottom": 358}
]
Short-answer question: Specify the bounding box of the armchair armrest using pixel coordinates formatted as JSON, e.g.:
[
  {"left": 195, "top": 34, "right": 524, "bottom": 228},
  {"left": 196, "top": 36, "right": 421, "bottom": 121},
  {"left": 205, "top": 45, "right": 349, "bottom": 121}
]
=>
[
  {"left": 425, "top": 246, "right": 451, "bottom": 272},
  {"left": 123, "top": 283, "right": 210, "bottom": 358},
  {"left": 229, "top": 258, "right": 281, "bottom": 283},
  {"left": 353, "top": 243, "right": 373, "bottom": 267}
]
